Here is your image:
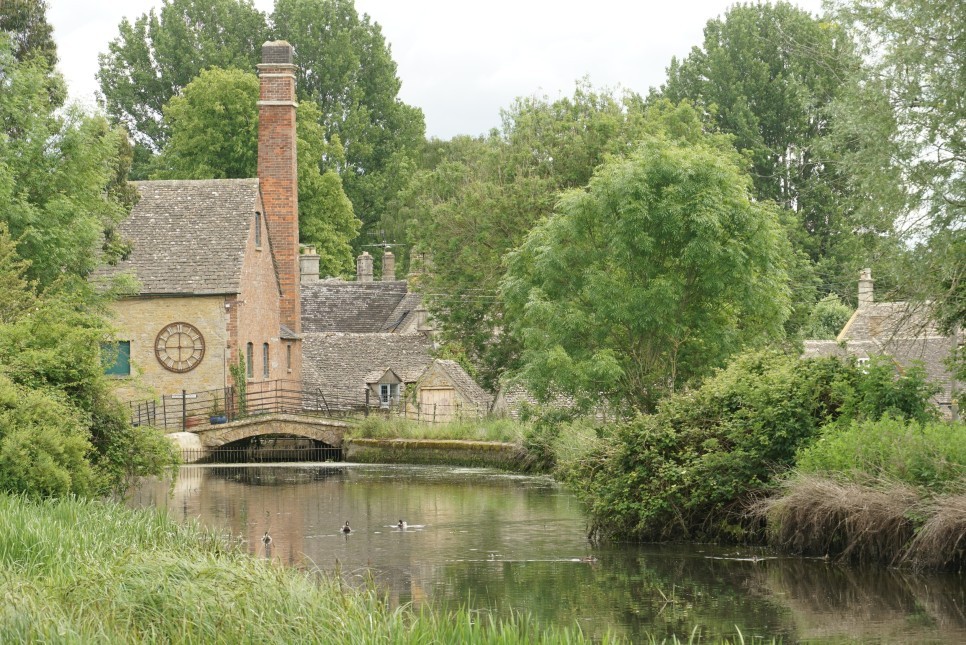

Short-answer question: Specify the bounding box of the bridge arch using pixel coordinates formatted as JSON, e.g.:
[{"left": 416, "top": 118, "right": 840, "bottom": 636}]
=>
[{"left": 196, "top": 414, "right": 351, "bottom": 449}]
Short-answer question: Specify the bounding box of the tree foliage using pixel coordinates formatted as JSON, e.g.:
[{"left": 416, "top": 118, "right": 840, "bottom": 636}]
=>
[
  {"left": 501, "top": 108, "right": 790, "bottom": 412},
  {"left": 0, "top": 224, "right": 178, "bottom": 497},
  {"left": 0, "top": 35, "right": 131, "bottom": 287},
  {"left": 153, "top": 67, "right": 359, "bottom": 276},
  {"left": 657, "top": 2, "right": 891, "bottom": 324},
  {"left": 272, "top": 0, "right": 425, "bottom": 240},
  {"left": 402, "top": 85, "right": 660, "bottom": 387},
  {"left": 0, "top": 0, "right": 61, "bottom": 105},
  {"left": 97, "top": 0, "right": 424, "bottom": 237},
  {"left": 96, "top": 0, "right": 268, "bottom": 155},
  {"left": 830, "top": 0, "right": 964, "bottom": 329}
]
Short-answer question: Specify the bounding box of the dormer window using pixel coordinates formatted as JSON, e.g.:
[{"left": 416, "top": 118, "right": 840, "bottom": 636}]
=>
[{"left": 255, "top": 212, "right": 262, "bottom": 248}]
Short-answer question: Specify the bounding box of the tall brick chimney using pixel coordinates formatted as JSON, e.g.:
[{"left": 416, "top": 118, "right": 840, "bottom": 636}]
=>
[{"left": 258, "top": 40, "right": 300, "bottom": 334}]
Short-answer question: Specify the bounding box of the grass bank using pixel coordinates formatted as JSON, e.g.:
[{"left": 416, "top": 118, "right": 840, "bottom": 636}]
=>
[
  {"left": 346, "top": 415, "right": 529, "bottom": 443},
  {"left": 756, "top": 417, "right": 966, "bottom": 570},
  {"left": 0, "top": 492, "right": 618, "bottom": 643}
]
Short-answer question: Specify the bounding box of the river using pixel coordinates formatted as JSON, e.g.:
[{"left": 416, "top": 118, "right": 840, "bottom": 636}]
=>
[{"left": 128, "top": 463, "right": 966, "bottom": 643}]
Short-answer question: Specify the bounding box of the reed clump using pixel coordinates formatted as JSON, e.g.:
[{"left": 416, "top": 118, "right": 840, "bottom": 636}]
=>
[
  {"left": 0, "top": 492, "right": 615, "bottom": 643},
  {"left": 754, "top": 474, "right": 919, "bottom": 565},
  {"left": 905, "top": 492, "right": 966, "bottom": 569}
]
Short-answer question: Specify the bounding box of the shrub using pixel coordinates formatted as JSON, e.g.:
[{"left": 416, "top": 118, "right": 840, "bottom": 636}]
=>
[
  {"left": 0, "top": 374, "right": 97, "bottom": 497},
  {"left": 795, "top": 417, "right": 966, "bottom": 490},
  {"left": 566, "top": 351, "right": 853, "bottom": 542},
  {"left": 565, "top": 348, "right": 944, "bottom": 543}
]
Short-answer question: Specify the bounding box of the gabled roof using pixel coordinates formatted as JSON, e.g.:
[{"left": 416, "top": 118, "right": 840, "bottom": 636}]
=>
[
  {"left": 838, "top": 301, "right": 942, "bottom": 343},
  {"left": 423, "top": 359, "right": 494, "bottom": 409},
  {"left": 301, "top": 332, "right": 433, "bottom": 408},
  {"left": 93, "top": 179, "right": 260, "bottom": 295},
  {"left": 804, "top": 299, "right": 960, "bottom": 409},
  {"left": 301, "top": 280, "right": 418, "bottom": 333},
  {"left": 365, "top": 368, "right": 403, "bottom": 385}
]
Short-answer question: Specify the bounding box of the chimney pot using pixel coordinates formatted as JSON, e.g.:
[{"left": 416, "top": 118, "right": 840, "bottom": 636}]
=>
[{"left": 300, "top": 247, "right": 320, "bottom": 284}]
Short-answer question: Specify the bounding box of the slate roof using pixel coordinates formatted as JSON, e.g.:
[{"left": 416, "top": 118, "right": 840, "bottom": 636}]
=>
[
  {"left": 301, "top": 332, "right": 433, "bottom": 408},
  {"left": 803, "top": 336, "right": 958, "bottom": 406},
  {"left": 301, "top": 280, "right": 420, "bottom": 333},
  {"left": 93, "top": 179, "right": 260, "bottom": 295}
]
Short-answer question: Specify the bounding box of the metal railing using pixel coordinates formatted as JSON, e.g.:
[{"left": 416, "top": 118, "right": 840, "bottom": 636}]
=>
[
  {"left": 128, "top": 380, "right": 491, "bottom": 430},
  {"left": 127, "top": 380, "right": 360, "bottom": 431}
]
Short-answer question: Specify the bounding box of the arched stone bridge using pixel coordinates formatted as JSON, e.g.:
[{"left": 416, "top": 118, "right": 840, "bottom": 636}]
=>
[{"left": 169, "top": 413, "right": 353, "bottom": 462}]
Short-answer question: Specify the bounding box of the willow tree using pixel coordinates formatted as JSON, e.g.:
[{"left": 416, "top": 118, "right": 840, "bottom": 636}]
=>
[{"left": 501, "top": 107, "right": 790, "bottom": 412}]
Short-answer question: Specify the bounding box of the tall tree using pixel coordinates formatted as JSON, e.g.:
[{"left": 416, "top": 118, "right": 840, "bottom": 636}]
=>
[
  {"left": 271, "top": 0, "right": 425, "bottom": 241},
  {"left": 98, "top": 0, "right": 424, "bottom": 236},
  {"left": 830, "top": 0, "right": 964, "bottom": 331},
  {"left": 0, "top": 0, "right": 63, "bottom": 106},
  {"left": 0, "top": 35, "right": 130, "bottom": 286},
  {"left": 97, "top": 0, "right": 268, "bottom": 158},
  {"left": 657, "top": 2, "right": 877, "bottom": 304},
  {"left": 0, "top": 0, "right": 56, "bottom": 67},
  {"left": 154, "top": 67, "right": 359, "bottom": 276},
  {"left": 402, "top": 84, "right": 651, "bottom": 387},
  {"left": 501, "top": 106, "right": 790, "bottom": 412}
]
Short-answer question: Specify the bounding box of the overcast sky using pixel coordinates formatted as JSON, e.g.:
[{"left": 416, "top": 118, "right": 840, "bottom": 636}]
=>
[{"left": 48, "top": 0, "right": 826, "bottom": 140}]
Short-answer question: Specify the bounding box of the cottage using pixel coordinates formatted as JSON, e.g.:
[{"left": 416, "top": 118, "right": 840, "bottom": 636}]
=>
[{"left": 803, "top": 269, "right": 961, "bottom": 418}]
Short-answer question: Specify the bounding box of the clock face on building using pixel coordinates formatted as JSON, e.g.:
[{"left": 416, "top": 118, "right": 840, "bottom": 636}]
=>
[{"left": 155, "top": 322, "right": 205, "bottom": 373}]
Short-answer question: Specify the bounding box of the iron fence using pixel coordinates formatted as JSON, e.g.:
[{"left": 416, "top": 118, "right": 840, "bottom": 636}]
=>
[
  {"left": 127, "top": 380, "right": 361, "bottom": 431},
  {"left": 127, "top": 380, "right": 491, "bottom": 430}
]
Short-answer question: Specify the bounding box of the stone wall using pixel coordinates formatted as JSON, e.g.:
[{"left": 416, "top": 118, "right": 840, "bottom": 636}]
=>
[{"left": 108, "top": 296, "right": 228, "bottom": 401}]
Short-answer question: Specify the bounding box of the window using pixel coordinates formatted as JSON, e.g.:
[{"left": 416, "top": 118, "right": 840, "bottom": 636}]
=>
[
  {"left": 379, "top": 383, "right": 399, "bottom": 406},
  {"left": 255, "top": 212, "right": 262, "bottom": 248},
  {"left": 286, "top": 344, "right": 292, "bottom": 372},
  {"left": 102, "top": 341, "right": 131, "bottom": 376},
  {"left": 246, "top": 343, "right": 254, "bottom": 378},
  {"left": 263, "top": 343, "right": 270, "bottom": 378}
]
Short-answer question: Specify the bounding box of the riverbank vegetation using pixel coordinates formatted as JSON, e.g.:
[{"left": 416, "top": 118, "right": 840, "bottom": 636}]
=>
[
  {"left": 758, "top": 417, "right": 966, "bottom": 569},
  {"left": 0, "top": 492, "right": 625, "bottom": 644},
  {"left": 546, "top": 351, "right": 964, "bottom": 566},
  {"left": 349, "top": 415, "right": 527, "bottom": 444}
]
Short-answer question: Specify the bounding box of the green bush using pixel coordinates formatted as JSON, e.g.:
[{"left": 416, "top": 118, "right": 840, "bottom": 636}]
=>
[
  {"left": 563, "top": 349, "right": 943, "bottom": 543},
  {"left": 795, "top": 416, "right": 966, "bottom": 490},
  {"left": 0, "top": 375, "right": 96, "bottom": 497},
  {"left": 0, "top": 226, "right": 178, "bottom": 497}
]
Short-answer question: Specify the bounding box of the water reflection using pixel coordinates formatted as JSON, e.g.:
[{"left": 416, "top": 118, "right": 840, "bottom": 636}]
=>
[{"left": 129, "top": 465, "right": 966, "bottom": 643}]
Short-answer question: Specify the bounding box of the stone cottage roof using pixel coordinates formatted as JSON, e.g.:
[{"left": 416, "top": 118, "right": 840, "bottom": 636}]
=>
[
  {"left": 803, "top": 336, "right": 958, "bottom": 406},
  {"left": 804, "top": 297, "right": 959, "bottom": 410},
  {"left": 301, "top": 332, "right": 433, "bottom": 408},
  {"left": 301, "top": 280, "right": 419, "bottom": 333},
  {"left": 429, "top": 360, "right": 494, "bottom": 409},
  {"left": 93, "top": 179, "right": 260, "bottom": 295},
  {"left": 838, "top": 301, "right": 942, "bottom": 343}
]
